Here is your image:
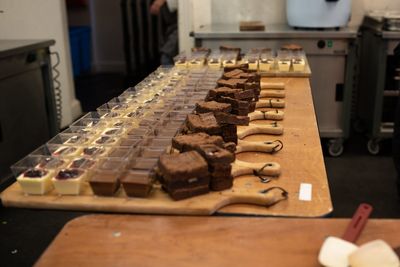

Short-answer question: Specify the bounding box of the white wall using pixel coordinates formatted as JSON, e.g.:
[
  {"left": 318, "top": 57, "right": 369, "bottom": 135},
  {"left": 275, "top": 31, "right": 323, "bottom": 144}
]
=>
[
  {"left": 179, "top": 0, "right": 400, "bottom": 52},
  {"left": 89, "top": 0, "right": 126, "bottom": 73},
  {"left": 0, "top": 0, "right": 82, "bottom": 128}
]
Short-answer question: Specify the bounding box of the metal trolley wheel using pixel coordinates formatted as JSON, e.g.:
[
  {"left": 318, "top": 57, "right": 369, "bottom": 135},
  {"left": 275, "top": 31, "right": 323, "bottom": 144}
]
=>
[
  {"left": 327, "top": 139, "right": 344, "bottom": 157},
  {"left": 367, "top": 138, "right": 380, "bottom": 155}
]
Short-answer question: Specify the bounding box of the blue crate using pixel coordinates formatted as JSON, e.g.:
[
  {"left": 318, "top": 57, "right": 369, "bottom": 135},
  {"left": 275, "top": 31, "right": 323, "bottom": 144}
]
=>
[{"left": 69, "top": 26, "right": 91, "bottom": 76}]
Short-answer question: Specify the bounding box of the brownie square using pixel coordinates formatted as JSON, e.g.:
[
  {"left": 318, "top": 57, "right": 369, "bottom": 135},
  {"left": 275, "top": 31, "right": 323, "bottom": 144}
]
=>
[
  {"left": 208, "top": 87, "right": 242, "bottom": 100},
  {"left": 196, "top": 101, "right": 232, "bottom": 114},
  {"left": 195, "top": 144, "right": 235, "bottom": 165},
  {"left": 166, "top": 184, "right": 210, "bottom": 200},
  {"left": 186, "top": 113, "right": 221, "bottom": 135},
  {"left": 172, "top": 132, "right": 224, "bottom": 152},
  {"left": 163, "top": 175, "right": 210, "bottom": 192},
  {"left": 214, "top": 112, "right": 249, "bottom": 126},
  {"left": 158, "top": 151, "right": 209, "bottom": 182},
  {"left": 218, "top": 96, "right": 250, "bottom": 110},
  {"left": 210, "top": 178, "right": 233, "bottom": 191}
]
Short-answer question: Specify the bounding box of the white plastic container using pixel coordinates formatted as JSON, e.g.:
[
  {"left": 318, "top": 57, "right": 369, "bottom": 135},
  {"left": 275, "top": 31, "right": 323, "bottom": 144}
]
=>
[{"left": 286, "top": 0, "right": 352, "bottom": 28}]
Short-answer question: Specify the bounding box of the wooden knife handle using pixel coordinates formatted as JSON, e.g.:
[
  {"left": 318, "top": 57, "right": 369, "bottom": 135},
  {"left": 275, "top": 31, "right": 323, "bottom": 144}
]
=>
[
  {"left": 248, "top": 110, "right": 284, "bottom": 121},
  {"left": 237, "top": 123, "right": 284, "bottom": 139},
  {"left": 256, "top": 99, "right": 285, "bottom": 108},
  {"left": 236, "top": 139, "right": 283, "bottom": 154},
  {"left": 260, "top": 90, "right": 285, "bottom": 98},
  {"left": 231, "top": 159, "right": 281, "bottom": 178}
]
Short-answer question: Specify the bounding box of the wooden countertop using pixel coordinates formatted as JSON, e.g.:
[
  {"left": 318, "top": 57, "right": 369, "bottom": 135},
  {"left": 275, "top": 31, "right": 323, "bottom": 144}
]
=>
[
  {"left": 1, "top": 77, "right": 332, "bottom": 217},
  {"left": 35, "top": 215, "right": 400, "bottom": 267}
]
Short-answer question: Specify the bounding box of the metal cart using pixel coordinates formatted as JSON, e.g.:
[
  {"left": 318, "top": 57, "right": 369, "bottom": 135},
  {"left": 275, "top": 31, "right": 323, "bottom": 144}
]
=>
[
  {"left": 357, "top": 17, "right": 400, "bottom": 154},
  {"left": 0, "top": 40, "right": 58, "bottom": 184},
  {"left": 193, "top": 24, "right": 358, "bottom": 156}
]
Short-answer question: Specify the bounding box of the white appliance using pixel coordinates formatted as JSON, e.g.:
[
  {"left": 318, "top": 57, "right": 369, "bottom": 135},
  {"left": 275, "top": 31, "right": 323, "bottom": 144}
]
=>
[{"left": 287, "top": 0, "right": 352, "bottom": 28}]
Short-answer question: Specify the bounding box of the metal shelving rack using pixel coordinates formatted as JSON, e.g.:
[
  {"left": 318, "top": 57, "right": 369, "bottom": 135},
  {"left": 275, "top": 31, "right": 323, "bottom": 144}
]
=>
[{"left": 356, "top": 17, "right": 400, "bottom": 154}]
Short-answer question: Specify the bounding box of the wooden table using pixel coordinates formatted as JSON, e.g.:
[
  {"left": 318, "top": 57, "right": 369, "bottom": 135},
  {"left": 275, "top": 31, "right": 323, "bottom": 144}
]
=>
[
  {"left": 1, "top": 77, "right": 332, "bottom": 217},
  {"left": 35, "top": 215, "right": 400, "bottom": 267}
]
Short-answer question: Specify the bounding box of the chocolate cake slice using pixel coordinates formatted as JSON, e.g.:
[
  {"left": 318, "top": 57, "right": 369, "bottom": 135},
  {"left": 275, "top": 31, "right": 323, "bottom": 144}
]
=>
[
  {"left": 222, "top": 69, "right": 244, "bottom": 79},
  {"left": 158, "top": 151, "right": 209, "bottom": 182},
  {"left": 195, "top": 144, "right": 235, "bottom": 166},
  {"left": 218, "top": 96, "right": 250, "bottom": 110},
  {"left": 186, "top": 113, "right": 221, "bottom": 135},
  {"left": 166, "top": 184, "right": 210, "bottom": 201},
  {"left": 217, "top": 79, "right": 248, "bottom": 89},
  {"left": 214, "top": 112, "right": 250, "bottom": 126},
  {"left": 172, "top": 132, "right": 224, "bottom": 152},
  {"left": 210, "top": 178, "right": 233, "bottom": 191},
  {"left": 196, "top": 101, "right": 232, "bottom": 114},
  {"left": 208, "top": 87, "right": 242, "bottom": 100}
]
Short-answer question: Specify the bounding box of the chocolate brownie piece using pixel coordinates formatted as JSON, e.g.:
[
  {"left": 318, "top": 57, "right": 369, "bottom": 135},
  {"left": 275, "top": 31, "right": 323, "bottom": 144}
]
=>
[
  {"left": 209, "top": 164, "right": 232, "bottom": 173},
  {"left": 158, "top": 151, "right": 209, "bottom": 182},
  {"left": 166, "top": 184, "right": 210, "bottom": 200},
  {"left": 217, "top": 79, "right": 247, "bottom": 89},
  {"left": 238, "top": 72, "right": 260, "bottom": 82},
  {"left": 223, "top": 142, "right": 237, "bottom": 153},
  {"left": 186, "top": 113, "right": 221, "bottom": 135},
  {"left": 223, "top": 69, "right": 244, "bottom": 79},
  {"left": 249, "top": 101, "right": 257, "bottom": 112},
  {"left": 231, "top": 109, "right": 250, "bottom": 116},
  {"left": 163, "top": 175, "right": 210, "bottom": 192},
  {"left": 244, "top": 82, "right": 261, "bottom": 91},
  {"left": 210, "top": 178, "right": 233, "bottom": 191},
  {"left": 221, "top": 125, "right": 238, "bottom": 144},
  {"left": 172, "top": 132, "right": 224, "bottom": 152},
  {"left": 195, "top": 144, "right": 235, "bottom": 165},
  {"left": 196, "top": 101, "right": 232, "bottom": 114},
  {"left": 214, "top": 112, "right": 249, "bottom": 126},
  {"left": 218, "top": 96, "right": 250, "bottom": 110},
  {"left": 223, "top": 63, "right": 249, "bottom": 72},
  {"left": 208, "top": 87, "right": 242, "bottom": 100}
]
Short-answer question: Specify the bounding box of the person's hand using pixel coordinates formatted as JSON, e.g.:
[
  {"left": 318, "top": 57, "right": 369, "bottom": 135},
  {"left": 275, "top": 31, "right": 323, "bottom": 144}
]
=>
[{"left": 150, "top": 0, "right": 166, "bottom": 15}]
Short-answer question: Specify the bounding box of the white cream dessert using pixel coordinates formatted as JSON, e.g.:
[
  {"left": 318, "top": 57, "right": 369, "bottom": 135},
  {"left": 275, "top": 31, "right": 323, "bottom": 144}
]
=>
[
  {"left": 64, "top": 135, "right": 91, "bottom": 146},
  {"left": 278, "top": 59, "right": 291, "bottom": 72},
  {"left": 207, "top": 58, "right": 221, "bottom": 69},
  {"left": 93, "top": 135, "right": 119, "bottom": 146},
  {"left": 259, "top": 58, "right": 274, "bottom": 71},
  {"left": 222, "top": 59, "right": 236, "bottom": 67},
  {"left": 188, "top": 59, "right": 204, "bottom": 69},
  {"left": 52, "top": 168, "right": 86, "bottom": 195},
  {"left": 17, "top": 168, "right": 54, "bottom": 195},
  {"left": 248, "top": 59, "right": 259, "bottom": 71},
  {"left": 292, "top": 58, "right": 306, "bottom": 72},
  {"left": 174, "top": 58, "right": 187, "bottom": 68},
  {"left": 52, "top": 146, "right": 82, "bottom": 157},
  {"left": 101, "top": 127, "right": 125, "bottom": 136},
  {"left": 81, "top": 146, "right": 110, "bottom": 158}
]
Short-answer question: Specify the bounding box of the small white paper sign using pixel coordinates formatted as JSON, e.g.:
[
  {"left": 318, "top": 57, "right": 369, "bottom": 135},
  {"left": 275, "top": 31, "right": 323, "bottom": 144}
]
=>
[{"left": 299, "top": 183, "right": 312, "bottom": 201}]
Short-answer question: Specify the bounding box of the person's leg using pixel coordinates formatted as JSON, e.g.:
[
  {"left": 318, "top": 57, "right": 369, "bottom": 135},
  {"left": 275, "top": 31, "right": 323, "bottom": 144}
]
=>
[
  {"left": 393, "top": 43, "right": 400, "bottom": 197},
  {"left": 393, "top": 96, "right": 400, "bottom": 196}
]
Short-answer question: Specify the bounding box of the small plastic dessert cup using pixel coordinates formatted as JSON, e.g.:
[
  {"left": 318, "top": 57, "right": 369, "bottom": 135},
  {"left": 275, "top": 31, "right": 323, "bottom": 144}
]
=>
[{"left": 52, "top": 168, "right": 87, "bottom": 195}]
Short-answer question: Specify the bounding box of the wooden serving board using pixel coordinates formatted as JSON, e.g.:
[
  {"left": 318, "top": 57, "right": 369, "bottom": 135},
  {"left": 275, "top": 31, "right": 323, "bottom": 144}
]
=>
[
  {"left": 35, "top": 215, "right": 400, "bottom": 267},
  {"left": 1, "top": 77, "right": 332, "bottom": 217}
]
